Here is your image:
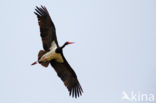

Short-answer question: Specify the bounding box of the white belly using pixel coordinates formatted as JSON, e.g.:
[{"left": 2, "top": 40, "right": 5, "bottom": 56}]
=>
[
  {"left": 39, "top": 41, "right": 64, "bottom": 63},
  {"left": 48, "top": 51, "right": 64, "bottom": 63},
  {"left": 39, "top": 50, "right": 64, "bottom": 63}
]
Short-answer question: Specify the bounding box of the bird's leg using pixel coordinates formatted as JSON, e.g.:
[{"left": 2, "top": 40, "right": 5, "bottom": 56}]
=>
[{"left": 31, "top": 61, "right": 38, "bottom": 65}]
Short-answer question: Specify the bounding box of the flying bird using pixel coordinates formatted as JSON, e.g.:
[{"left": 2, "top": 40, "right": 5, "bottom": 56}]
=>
[{"left": 32, "top": 6, "right": 83, "bottom": 98}]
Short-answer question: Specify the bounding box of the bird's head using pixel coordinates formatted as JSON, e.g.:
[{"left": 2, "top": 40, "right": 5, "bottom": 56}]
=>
[
  {"left": 62, "top": 41, "right": 75, "bottom": 48},
  {"left": 65, "top": 41, "right": 75, "bottom": 45},
  {"left": 56, "top": 41, "right": 75, "bottom": 53}
]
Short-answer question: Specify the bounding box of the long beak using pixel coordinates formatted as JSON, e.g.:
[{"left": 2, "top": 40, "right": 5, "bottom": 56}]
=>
[{"left": 67, "top": 41, "right": 75, "bottom": 44}]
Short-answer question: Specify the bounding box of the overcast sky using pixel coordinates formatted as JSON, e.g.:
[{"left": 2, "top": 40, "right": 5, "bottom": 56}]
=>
[{"left": 0, "top": 0, "right": 156, "bottom": 103}]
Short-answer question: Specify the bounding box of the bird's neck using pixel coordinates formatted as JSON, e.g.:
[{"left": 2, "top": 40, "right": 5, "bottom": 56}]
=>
[
  {"left": 61, "top": 43, "right": 67, "bottom": 49},
  {"left": 56, "top": 43, "right": 67, "bottom": 53}
]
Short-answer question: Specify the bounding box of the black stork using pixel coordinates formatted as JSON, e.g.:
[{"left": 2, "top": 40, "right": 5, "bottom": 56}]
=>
[{"left": 31, "top": 6, "right": 83, "bottom": 98}]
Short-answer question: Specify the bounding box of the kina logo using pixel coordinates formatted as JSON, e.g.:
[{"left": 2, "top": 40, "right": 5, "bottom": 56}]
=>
[{"left": 121, "top": 91, "right": 155, "bottom": 102}]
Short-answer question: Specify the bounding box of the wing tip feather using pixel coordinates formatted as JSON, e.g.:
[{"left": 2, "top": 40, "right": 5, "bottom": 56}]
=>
[
  {"left": 69, "top": 83, "right": 83, "bottom": 98},
  {"left": 34, "top": 5, "right": 48, "bottom": 17}
]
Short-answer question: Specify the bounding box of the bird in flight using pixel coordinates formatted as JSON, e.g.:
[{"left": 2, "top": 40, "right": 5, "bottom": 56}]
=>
[{"left": 32, "top": 5, "right": 83, "bottom": 98}]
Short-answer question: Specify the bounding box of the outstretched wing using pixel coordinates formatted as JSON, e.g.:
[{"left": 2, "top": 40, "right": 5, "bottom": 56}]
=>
[
  {"left": 34, "top": 6, "right": 58, "bottom": 51},
  {"left": 50, "top": 54, "right": 83, "bottom": 98}
]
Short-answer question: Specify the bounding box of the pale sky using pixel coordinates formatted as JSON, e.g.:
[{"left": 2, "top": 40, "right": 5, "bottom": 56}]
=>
[{"left": 0, "top": 0, "right": 156, "bottom": 103}]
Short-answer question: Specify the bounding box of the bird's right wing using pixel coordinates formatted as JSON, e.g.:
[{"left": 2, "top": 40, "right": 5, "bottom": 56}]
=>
[
  {"left": 34, "top": 6, "right": 58, "bottom": 51},
  {"left": 50, "top": 55, "right": 83, "bottom": 98}
]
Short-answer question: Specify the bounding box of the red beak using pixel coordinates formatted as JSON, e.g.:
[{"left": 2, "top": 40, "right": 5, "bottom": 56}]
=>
[{"left": 67, "top": 41, "right": 75, "bottom": 44}]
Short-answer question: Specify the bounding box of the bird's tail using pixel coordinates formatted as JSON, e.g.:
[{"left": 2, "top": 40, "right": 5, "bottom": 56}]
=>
[
  {"left": 31, "top": 50, "right": 49, "bottom": 67},
  {"left": 37, "top": 50, "right": 49, "bottom": 67}
]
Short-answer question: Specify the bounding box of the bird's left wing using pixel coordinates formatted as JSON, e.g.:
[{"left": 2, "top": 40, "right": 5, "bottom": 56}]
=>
[
  {"left": 50, "top": 54, "right": 83, "bottom": 98},
  {"left": 34, "top": 6, "right": 58, "bottom": 51}
]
